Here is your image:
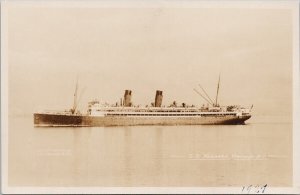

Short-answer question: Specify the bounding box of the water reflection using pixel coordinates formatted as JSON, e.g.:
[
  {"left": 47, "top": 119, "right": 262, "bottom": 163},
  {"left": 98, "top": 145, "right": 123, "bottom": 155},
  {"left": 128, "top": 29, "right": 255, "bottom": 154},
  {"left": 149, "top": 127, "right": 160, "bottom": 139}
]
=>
[
  {"left": 8, "top": 117, "right": 293, "bottom": 187},
  {"left": 154, "top": 127, "right": 163, "bottom": 186},
  {"left": 124, "top": 127, "right": 132, "bottom": 186},
  {"left": 72, "top": 128, "right": 91, "bottom": 185}
]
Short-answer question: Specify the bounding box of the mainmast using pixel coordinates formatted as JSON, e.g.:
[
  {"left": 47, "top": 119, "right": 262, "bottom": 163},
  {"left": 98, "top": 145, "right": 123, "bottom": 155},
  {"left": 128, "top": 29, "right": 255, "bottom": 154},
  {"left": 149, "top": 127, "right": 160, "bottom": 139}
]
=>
[{"left": 215, "top": 74, "right": 220, "bottom": 107}]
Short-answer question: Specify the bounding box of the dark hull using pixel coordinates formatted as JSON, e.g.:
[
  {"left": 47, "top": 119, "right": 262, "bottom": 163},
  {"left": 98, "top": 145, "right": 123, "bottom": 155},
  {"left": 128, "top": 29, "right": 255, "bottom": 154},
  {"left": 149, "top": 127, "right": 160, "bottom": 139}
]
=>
[{"left": 34, "top": 113, "right": 251, "bottom": 127}]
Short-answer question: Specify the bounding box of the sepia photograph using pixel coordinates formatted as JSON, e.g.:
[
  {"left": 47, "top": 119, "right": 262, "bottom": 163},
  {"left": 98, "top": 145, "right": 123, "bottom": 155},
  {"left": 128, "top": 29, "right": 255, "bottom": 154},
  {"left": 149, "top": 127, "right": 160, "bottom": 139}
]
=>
[{"left": 1, "top": 0, "right": 300, "bottom": 194}]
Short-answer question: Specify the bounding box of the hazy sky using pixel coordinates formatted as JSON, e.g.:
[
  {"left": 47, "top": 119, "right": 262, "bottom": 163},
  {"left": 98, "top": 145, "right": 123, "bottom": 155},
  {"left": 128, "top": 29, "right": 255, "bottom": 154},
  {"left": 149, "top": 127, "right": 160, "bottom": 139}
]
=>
[{"left": 5, "top": 2, "right": 294, "bottom": 116}]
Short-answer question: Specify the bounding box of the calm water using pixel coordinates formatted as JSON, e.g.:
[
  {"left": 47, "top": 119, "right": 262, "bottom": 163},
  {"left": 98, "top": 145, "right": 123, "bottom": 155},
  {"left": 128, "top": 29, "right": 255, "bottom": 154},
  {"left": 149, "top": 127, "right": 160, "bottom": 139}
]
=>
[{"left": 8, "top": 116, "right": 292, "bottom": 187}]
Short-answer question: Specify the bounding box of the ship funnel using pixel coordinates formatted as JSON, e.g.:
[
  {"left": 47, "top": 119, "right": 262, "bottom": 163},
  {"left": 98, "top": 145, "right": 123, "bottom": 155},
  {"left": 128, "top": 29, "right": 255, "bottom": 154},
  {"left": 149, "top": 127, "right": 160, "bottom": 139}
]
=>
[
  {"left": 123, "top": 90, "right": 132, "bottom": 107},
  {"left": 154, "top": 90, "right": 163, "bottom": 107}
]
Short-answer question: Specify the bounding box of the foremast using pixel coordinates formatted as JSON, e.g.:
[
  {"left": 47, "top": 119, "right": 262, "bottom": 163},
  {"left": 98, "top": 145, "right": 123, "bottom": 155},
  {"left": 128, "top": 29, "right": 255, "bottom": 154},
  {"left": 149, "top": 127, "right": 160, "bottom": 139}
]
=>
[{"left": 71, "top": 79, "right": 78, "bottom": 114}]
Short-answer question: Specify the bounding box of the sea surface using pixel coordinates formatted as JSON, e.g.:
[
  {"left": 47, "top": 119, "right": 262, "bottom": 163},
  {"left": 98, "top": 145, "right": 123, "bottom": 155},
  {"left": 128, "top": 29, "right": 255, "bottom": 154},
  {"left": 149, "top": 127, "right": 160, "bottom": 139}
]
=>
[{"left": 7, "top": 115, "right": 292, "bottom": 187}]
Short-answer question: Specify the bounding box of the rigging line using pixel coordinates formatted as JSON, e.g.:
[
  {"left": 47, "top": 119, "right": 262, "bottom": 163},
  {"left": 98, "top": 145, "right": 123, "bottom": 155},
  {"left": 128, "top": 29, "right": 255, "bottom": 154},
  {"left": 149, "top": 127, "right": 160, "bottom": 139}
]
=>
[
  {"left": 198, "top": 84, "right": 214, "bottom": 105},
  {"left": 250, "top": 104, "right": 254, "bottom": 111},
  {"left": 193, "top": 88, "right": 213, "bottom": 106}
]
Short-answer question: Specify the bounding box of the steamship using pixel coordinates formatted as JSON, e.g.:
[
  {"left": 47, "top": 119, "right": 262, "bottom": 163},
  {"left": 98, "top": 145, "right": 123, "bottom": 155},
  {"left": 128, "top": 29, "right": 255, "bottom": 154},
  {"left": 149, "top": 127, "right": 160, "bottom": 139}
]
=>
[{"left": 34, "top": 77, "right": 252, "bottom": 127}]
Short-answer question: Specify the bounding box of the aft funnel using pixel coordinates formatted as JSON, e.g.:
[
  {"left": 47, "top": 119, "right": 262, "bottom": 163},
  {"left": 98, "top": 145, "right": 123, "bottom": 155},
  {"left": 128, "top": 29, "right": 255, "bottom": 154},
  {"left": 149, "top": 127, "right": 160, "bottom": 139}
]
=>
[
  {"left": 123, "top": 90, "right": 132, "bottom": 107},
  {"left": 154, "top": 90, "right": 163, "bottom": 107}
]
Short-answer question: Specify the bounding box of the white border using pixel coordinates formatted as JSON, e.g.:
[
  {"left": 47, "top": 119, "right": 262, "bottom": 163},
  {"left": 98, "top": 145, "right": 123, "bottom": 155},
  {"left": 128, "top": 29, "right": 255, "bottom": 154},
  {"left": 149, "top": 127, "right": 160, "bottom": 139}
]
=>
[
  {"left": 292, "top": 0, "right": 300, "bottom": 192},
  {"left": 1, "top": 1, "right": 9, "bottom": 194},
  {"left": 1, "top": 0, "right": 299, "bottom": 194},
  {"left": 1, "top": 0, "right": 299, "bottom": 9}
]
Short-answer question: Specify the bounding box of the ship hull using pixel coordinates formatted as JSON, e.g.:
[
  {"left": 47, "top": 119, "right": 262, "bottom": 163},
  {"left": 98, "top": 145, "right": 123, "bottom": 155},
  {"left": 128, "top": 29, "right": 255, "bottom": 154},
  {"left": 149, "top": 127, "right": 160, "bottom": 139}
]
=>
[{"left": 34, "top": 113, "right": 251, "bottom": 127}]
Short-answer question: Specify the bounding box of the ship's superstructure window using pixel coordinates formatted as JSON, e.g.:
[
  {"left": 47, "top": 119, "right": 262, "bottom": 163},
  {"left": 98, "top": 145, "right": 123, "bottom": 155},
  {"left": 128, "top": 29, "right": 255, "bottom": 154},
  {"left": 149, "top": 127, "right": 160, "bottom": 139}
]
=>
[
  {"left": 104, "top": 111, "right": 237, "bottom": 117},
  {"left": 90, "top": 104, "right": 242, "bottom": 118}
]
